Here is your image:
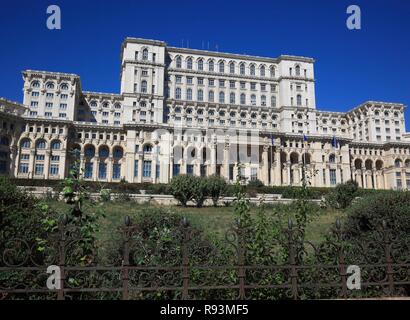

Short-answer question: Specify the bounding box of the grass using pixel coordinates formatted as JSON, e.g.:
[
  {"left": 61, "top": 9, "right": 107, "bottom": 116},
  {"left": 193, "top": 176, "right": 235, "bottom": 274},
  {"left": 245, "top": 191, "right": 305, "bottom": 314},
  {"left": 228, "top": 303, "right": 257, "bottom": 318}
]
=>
[{"left": 46, "top": 198, "right": 345, "bottom": 246}]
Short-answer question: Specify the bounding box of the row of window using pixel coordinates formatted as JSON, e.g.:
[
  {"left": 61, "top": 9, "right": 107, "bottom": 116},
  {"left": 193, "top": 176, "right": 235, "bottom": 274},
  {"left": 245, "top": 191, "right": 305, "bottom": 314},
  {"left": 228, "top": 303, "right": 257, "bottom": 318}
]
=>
[
  {"left": 29, "top": 111, "right": 67, "bottom": 118},
  {"left": 31, "top": 81, "right": 70, "bottom": 91},
  {"left": 31, "top": 91, "right": 69, "bottom": 100},
  {"left": 19, "top": 163, "right": 60, "bottom": 176},
  {"left": 30, "top": 101, "right": 68, "bottom": 109},
  {"left": 20, "top": 139, "right": 61, "bottom": 150}
]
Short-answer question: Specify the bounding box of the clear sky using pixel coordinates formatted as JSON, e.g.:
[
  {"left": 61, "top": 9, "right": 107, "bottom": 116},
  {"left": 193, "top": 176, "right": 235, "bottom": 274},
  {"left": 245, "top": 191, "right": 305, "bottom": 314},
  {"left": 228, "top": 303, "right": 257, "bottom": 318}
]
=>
[{"left": 0, "top": 0, "right": 409, "bottom": 130}]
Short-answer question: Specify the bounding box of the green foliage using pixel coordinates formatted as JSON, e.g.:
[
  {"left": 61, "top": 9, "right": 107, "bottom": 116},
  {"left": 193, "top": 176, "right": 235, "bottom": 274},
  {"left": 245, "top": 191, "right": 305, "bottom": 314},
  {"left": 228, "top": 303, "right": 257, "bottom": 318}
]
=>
[
  {"left": 325, "top": 180, "right": 359, "bottom": 209},
  {"left": 169, "top": 174, "right": 198, "bottom": 206},
  {"left": 206, "top": 175, "right": 227, "bottom": 207},
  {"left": 247, "top": 179, "right": 264, "bottom": 188},
  {"left": 191, "top": 176, "right": 208, "bottom": 208}
]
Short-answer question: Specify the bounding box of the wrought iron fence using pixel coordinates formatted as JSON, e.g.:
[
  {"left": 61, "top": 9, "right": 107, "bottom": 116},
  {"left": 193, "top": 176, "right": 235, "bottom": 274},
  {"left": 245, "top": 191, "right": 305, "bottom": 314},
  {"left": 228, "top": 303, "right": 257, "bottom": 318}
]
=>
[{"left": 1, "top": 217, "right": 409, "bottom": 300}]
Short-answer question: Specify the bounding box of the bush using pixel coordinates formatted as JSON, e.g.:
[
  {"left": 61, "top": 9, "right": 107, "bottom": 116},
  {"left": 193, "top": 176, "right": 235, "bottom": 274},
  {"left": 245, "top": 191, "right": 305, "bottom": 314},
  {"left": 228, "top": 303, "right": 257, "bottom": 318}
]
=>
[
  {"left": 325, "top": 180, "right": 359, "bottom": 209},
  {"left": 169, "top": 175, "right": 198, "bottom": 206},
  {"left": 247, "top": 179, "right": 264, "bottom": 188},
  {"left": 206, "top": 175, "right": 227, "bottom": 207}
]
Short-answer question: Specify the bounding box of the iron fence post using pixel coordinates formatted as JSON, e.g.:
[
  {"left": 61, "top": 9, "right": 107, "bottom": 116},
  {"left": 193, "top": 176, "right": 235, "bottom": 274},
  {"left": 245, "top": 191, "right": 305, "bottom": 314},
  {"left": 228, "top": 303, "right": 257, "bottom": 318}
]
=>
[
  {"left": 382, "top": 221, "right": 394, "bottom": 296},
  {"left": 57, "top": 215, "right": 67, "bottom": 300},
  {"left": 237, "top": 220, "right": 246, "bottom": 300},
  {"left": 336, "top": 220, "right": 348, "bottom": 298},
  {"left": 288, "top": 219, "right": 298, "bottom": 300},
  {"left": 122, "top": 216, "right": 131, "bottom": 300},
  {"left": 181, "top": 217, "right": 190, "bottom": 300}
]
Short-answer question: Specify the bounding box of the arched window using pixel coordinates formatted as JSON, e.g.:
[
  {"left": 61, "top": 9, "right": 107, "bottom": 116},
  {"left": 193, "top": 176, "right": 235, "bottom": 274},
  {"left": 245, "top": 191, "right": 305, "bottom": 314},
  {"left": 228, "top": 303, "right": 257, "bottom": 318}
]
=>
[
  {"left": 186, "top": 88, "right": 192, "bottom": 101},
  {"left": 36, "top": 139, "right": 46, "bottom": 149},
  {"left": 143, "top": 144, "right": 153, "bottom": 154},
  {"left": 197, "top": 59, "right": 203, "bottom": 71},
  {"left": 113, "top": 147, "right": 123, "bottom": 158},
  {"left": 260, "top": 65, "right": 266, "bottom": 77},
  {"left": 271, "top": 96, "right": 276, "bottom": 107},
  {"left": 46, "top": 82, "right": 55, "bottom": 89},
  {"left": 208, "top": 90, "right": 214, "bottom": 102},
  {"left": 142, "top": 48, "right": 149, "bottom": 60},
  {"left": 219, "top": 92, "right": 225, "bottom": 103},
  {"left": 395, "top": 159, "right": 402, "bottom": 168},
  {"left": 197, "top": 89, "right": 204, "bottom": 101},
  {"left": 176, "top": 56, "right": 182, "bottom": 68},
  {"left": 297, "top": 94, "right": 302, "bottom": 106},
  {"left": 141, "top": 80, "right": 147, "bottom": 93},
  {"left": 240, "top": 63, "right": 245, "bottom": 75},
  {"left": 250, "top": 64, "right": 256, "bottom": 76},
  {"left": 270, "top": 66, "right": 275, "bottom": 78},
  {"left": 90, "top": 101, "right": 97, "bottom": 107},
  {"left": 230, "top": 92, "right": 235, "bottom": 104},
  {"left": 251, "top": 94, "right": 256, "bottom": 106},
  {"left": 295, "top": 65, "right": 301, "bottom": 76},
  {"left": 240, "top": 93, "right": 246, "bottom": 105},
  {"left": 261, "top": 95, "right": 266, "bottom": 106},
  {"left": 186, "top": 57, "right": 193, "bottom": 70},
  {"left": 208, "top": 60, "right": 214, "bottom": 72},
  {"left": 60, "top": 83, "right": 69, "bottom": 90},
  {"left": 229, "top": 62, "right": 235, "bottom": 74},
  {"left": 51, "top": 140, "right": 61, "bottom": 150},
  {"left": 31, "top": 81, "right": 40, "bottom": 88},
  {"left": 85, "top": 146, "right": 95, "bottom": 158},
  {"left": 99, "top": 147, "right": 109, "bottom": 158},
  {"left": 21, "top": 139, "right": 31, "bottom": 148},
  {"left": 329, "top": 154, "right": 336, "bottom": 163},
  {"left": 219, "top": 61, "right": 225, "bottom": 73},
  {"left": 175, "top": 87, "right": 182, "bottom": 100}
]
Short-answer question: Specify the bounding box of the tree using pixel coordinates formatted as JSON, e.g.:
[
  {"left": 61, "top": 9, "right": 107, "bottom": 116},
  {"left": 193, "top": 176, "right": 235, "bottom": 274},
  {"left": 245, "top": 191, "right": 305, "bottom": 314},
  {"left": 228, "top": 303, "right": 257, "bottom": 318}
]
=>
[
  {"left": 205, "top": 175, "right": 227, "bottom": 207},
  {"left": 169, "top": 175, "right": 197, "bottom": 206},
  {"left": 325, "top": 180, "right": 359, "bottom": 209}
]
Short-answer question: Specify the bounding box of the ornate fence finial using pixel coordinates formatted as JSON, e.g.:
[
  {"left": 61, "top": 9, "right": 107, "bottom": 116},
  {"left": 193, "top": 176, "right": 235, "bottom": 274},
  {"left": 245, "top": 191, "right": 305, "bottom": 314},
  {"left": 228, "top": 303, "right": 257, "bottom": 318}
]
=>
[
  {"left": 336, "top": 218, "right": 341, "bottom": 230},
  {"left": 288, "top": 218, "right": 293, "bottom": 229},
  {"left": 124, "top": 215, "right": 131, "bottom": 226},
  {"left": 61, "top": 214, "right": 68, "bottom": 225},
  {"left": 382, "top": 220, "right": 387, "bottom": 229}
]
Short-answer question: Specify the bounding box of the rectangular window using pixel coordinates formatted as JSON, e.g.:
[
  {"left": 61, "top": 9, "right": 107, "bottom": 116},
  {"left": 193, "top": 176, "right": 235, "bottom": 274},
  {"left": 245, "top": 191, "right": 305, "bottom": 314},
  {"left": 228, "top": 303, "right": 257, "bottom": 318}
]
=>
[
  {"left": 98, "top": 163, "right": 107, "bottom": 179},
  {"left": 35, "top": 164, "right": 44, "bottom": 175},
  {"left": 229, "top": 164, "right": 234, "bottom": 180},
  {"left": 143, "top": 161, "right": 151, "bottom": 178},
  {"left": 49, "top": 164, "right": 59, "bottom": 176},
  {"left": 19, "top": 163, "right": 29, "bottom": 174},
  {"left": 187, "top": 164, "right": 194, "bottom": 175},
  {"left": 323, "top": 169, "right": 326, "bottom": 185},
  {"left": 173, "top": 164, "right": 180, "bottom": 176},
  {"left": 330, "top": 169, "right": 337, "bottom": 185},
  {"left": 200, "top": 165, "right": 206, "bottom": 177},
  {"left": 84, "top": 162, "right": 93, "bottom": 179},
  {"left": 113, "top": 164, "right": 121, "bottom": 180}
]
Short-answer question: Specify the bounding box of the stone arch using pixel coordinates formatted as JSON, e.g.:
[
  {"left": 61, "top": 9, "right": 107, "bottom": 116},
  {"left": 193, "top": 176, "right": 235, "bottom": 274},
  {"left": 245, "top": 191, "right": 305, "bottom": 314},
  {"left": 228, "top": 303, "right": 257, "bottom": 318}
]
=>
[
  {"left": 290, "top": 152, "right": 299, "bottom": 165},
  {"left": 354, "top": 158, "right": 362, "bottom": 170},
  {"left": 365, "top": 159, "right": 373, "bottom": 170}
]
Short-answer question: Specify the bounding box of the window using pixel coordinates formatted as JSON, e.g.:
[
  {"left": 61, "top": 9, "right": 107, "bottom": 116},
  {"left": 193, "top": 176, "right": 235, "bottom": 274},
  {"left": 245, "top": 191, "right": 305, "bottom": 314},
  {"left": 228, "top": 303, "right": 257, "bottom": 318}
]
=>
[
  {"left": 98, "top": 163, "right": 107, "bottom": 179},
  {"left": 176, "top": 56, "right": 182, "bottom": 68},
  {"left": 60, "top": 83, "right": 69, "bottom": 91},
  {"left": 240, "top": 63, "right": 245, "bottom": 75},
  {"left": 270, "top": 66, "right": 275, "bottom": 78},
  {"left": 51, "top": 141, "right": 61, "bottom": 150},
  {"left": 219, "top": 61, "right": 225, "bottom": 73},
  {"left": 31, "top": 91, "right": 39, "bottom": 97},
  {"left": 113, "top": 164, "right": 121, "bottom": 180},
  {"left": 208, "top": 60, "right": 214, "bottom": 72},
  {"left": 32, "top": 81, "right": 40, "bottom": 88},
  {"left": 261, "top": 95, "right": 266, "bottom": 106},
  {"left": 141, "top": 81, "right": 147, "bottom": 93},
  {"left": 50, "top": 164, "right": 59, "bottom": 176},
  {"left": 251, "top": 168, "right": 257, "bottom": 181},
  {"left": 187, "top": 77, "right": 193, "bottom": 84},
  {"left": 208, "top": 90, "right": 214, "bottom": 102},
  {"left": 295, "top": 65, "right": 301, "bottom": 76},
  {"left": 142, "top": 48, "right": 148, "bottom": 60},
  {"left": 175, "top": 88, "right": 182, "bottom": 99},
  {"left": 197, "top": 89, "right": 204, "bottom": 101},
  {"left": 186, "top": 88, "right": 192, "bottom": 101},
  {"left": 251, "top": 94, "right": 256, "bottom": 106},
  {"left": 156, "top": 164, "right": 160, "bottom": 179},
  {"left": 240, "top": 94, "right": 246, "bottom": 105},
  {"left": 143, "top": 160, "right": 152, "bottom": 178},
  {"left": 84, "top": 162, "right": 93, "bottom": 178},
  {"left": 36, "top": 140, "right": 46, "bottom": 149},
  {"left": 187, "top": 57, "right": 193, "bottom": 69},
  {"left": 297, "top": 94, "right": 302, "bottom": 106},
  {"left": 230, "top": 93, "right": 235, "bottom": 104},
  {"left": 134, "top": 160, "right": 139, "bottom": 177},
  {"left": 35, "top": 164, "right": 44, "bottom": 175},
  {"left": 229, "top": 62, "right": 235, "bottom": 74},
  {"left": 45, "top": 112, "right": 52, "bottom": 117},
  {"left": 260, "top": 65, "right": 266, "bottom": 77},
  {"left": 60, "top": 104, "right": 67, "bottom": 110},
  {"left": 46, "top": 82, "right": 55, "bottom": 89},
  {"left": 187, "top": 164, "right": 194, "bottom": 175},
  {"left": 250, "top": 64, "right": 255, "bottom": 76},
  {"left": 173, "top": 164, "right": 180, "bottom": 176},
  {"left": 219, "top": 92, "right": 225, "bottom": 103},
  {"left": 330, "top": 169, "right": 337, "bottom": 185},
  {"left": 197, "top": 59, "right": 203, "bottom": 70},
  {"left": 175, "top": 75, "right": 182, "bottom": 83},
  {"left": 19, "top": 163, "right": 29, "bottom": 174},
  {"left": 143, "top": 144, "right": 153, "bottom": 154}
]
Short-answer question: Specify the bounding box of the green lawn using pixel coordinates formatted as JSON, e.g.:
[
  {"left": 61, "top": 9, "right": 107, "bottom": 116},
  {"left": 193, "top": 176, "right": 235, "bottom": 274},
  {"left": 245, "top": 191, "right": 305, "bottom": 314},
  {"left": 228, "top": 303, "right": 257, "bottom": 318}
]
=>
[{"left": 46, "top": 199, "right": 344, "bottom": 245}]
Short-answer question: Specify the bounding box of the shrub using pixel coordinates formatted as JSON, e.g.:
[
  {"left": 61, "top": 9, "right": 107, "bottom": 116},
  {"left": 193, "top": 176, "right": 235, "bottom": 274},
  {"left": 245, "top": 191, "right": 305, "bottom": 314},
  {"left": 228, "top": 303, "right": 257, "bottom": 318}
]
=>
[
  {"left": 191, "top": 176, "right": 208, "bottom": 208},
  {"left": 205, "top": 175, "right": 227, "bottom": 207},
  {"left": 169, "top": 175, "right": 198, "bottom": 206},
  {"left": 247, "top": 179, "right": 264, "bottom": 188},
  {"left": 325, "top": 180, "right": 359, "bottom": 209}
]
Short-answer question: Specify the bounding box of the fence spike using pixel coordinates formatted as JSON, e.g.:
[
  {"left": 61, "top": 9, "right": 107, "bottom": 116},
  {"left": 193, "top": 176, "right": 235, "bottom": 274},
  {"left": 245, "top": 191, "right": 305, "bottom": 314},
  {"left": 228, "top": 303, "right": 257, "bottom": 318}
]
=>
[
  {"left": 124, "top": 215, "right": 131, "bottom": 226},
  {"left": 61, "top": 214, "right": 68, "bottom": 225},
  {"left": 288, "top": 218, "right": 293, "bottom": 229},
  {"left": 336, "top": 218, "right": 341, "bottom": 230}
]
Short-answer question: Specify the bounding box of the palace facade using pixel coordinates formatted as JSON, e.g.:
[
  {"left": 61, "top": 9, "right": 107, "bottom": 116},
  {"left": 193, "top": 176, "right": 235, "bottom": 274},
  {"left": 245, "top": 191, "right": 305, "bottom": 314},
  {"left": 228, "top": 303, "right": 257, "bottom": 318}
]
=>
[{"left": 1, "top": 37, "right": 410, "bottom": 189}]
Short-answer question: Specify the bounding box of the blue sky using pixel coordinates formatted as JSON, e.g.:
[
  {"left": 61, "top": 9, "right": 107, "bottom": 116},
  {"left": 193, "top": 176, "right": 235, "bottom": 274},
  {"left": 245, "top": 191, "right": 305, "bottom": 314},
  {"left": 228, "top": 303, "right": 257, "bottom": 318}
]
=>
[{"left": 0, "top": 0, "right": 409, "bottom": 130}]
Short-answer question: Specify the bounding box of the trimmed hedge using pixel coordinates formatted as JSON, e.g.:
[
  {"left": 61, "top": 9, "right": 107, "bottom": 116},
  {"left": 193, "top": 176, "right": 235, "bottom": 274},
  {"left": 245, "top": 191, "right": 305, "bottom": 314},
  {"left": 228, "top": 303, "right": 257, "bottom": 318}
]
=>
[{"left": 10, "top": 178, "right": 397, "bottom": 199}]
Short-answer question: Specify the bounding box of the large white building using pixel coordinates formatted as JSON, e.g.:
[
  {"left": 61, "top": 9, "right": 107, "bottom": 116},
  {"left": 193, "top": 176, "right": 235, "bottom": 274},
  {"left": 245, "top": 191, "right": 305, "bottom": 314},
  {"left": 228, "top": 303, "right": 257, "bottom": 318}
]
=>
[{"left": 1, "top": 37, "right": 410, "bottom": 189}]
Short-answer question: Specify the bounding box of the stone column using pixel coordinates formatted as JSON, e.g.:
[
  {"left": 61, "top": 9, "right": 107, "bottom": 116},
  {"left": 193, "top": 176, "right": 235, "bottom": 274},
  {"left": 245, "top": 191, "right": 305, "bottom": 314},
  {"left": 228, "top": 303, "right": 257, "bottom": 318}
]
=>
[
  {"left": 262, "top": 145, "right": 269, "bottom": 185},
  {"left": 223, "top": 143, "right": 230, "bottom": 180},
  {"left": 274, "top": 149, "right": 281, "bottom": 186},
  {"left": 29, "top": 150, "right": 35, "bottom": 178},
  {"left": 44, "top": 150, "right": 51, "bottom": 179},
  {"left": 93, "top": 156, "right": 99, "bottom": 181},
  {"left": 137, "top": 155, "right": 143, "bottom": 183},
  {"left": 13, "top": 146, "right": 20, "bottom": 177},
  {"left": 210, "top": 143, "right": 217, "bottom": 175}
]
